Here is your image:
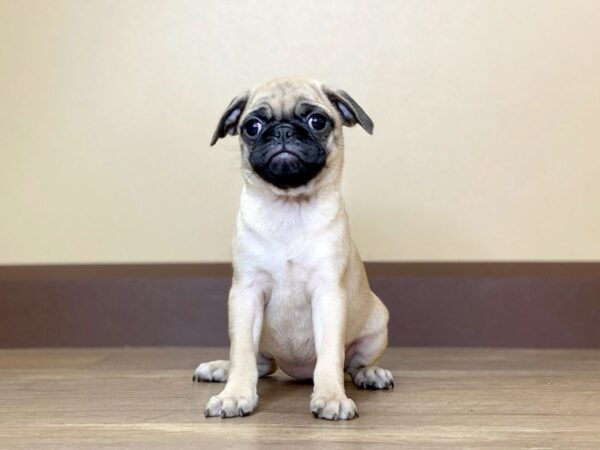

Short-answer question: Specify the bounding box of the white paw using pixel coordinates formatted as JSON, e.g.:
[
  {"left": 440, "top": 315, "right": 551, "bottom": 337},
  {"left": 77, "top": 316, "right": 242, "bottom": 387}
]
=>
[
  {"left": 351, "top": 366, "right": 394, "bottom": 390},
  {"left": 310, "top": 393, "right": 358, "bottom": 420},
  {"left": 193, "top": 360, "right": 229, "bottom": 383},
  {"left": 204, "top": 391, "right": 258, "bottom": 418}
]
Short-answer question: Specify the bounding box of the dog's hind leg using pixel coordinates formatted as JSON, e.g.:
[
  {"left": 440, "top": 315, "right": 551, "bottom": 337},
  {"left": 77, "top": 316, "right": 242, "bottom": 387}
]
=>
[
  {"left": 193, "top": 353, "right": 277, "bottom": 383},
  {"left": 257, "top": 353, "right": 278, "bottom": 377},
  {"left": 193, "top": 359, "right": 228, "bottom": 383},
  {"left": 344, "top": 296, "right": 394, "bottom": 390}
]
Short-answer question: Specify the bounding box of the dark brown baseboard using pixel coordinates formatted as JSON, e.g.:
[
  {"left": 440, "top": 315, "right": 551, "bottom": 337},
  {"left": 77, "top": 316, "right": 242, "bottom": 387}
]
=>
[{"left": 1, "top": 263, "right": 599, "bottom": 348}]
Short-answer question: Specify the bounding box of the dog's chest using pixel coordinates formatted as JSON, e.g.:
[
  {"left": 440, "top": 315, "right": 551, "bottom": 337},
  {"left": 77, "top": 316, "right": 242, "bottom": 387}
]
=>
[
  {"left": 253, "top": 218, "right": 323, "bottom": 364},
  {"left": 239, "top": 194, "right": 342, "bottom": 369},
  {"left": 260, "top": 246, "right": 316, "bottom": 361}
]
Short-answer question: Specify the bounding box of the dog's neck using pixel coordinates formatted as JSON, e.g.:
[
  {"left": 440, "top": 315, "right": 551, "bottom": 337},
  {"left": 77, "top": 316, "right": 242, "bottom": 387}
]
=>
[
  {"left": 243, "top": 177, "right": 342, "bottom": 204},
  {"left": 240, "top": 180, "right": 346, "bottom": 236}
]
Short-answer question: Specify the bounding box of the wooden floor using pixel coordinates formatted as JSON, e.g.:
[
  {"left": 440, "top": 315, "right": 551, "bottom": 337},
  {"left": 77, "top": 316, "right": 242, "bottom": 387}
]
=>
[{"left": 1, "top": 348, "right": 600, "bottom": 449}]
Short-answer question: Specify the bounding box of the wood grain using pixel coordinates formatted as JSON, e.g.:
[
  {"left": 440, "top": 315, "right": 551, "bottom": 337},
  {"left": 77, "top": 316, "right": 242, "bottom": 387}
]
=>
[{"left": 1, "top": 347, "right": 600, "bottom": 449}]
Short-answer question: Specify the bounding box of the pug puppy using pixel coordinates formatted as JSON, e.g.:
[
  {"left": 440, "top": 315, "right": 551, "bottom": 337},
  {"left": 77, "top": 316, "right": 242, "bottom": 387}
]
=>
[{"left": 194, "top": 77, "right": 392, "bottom": 420}]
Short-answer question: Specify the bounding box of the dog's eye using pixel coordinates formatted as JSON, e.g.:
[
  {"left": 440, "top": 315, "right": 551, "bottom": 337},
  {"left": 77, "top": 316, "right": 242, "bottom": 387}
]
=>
[
  {"left": 242, "top": 119, "right": 262, "bottom": 138},
  {"left": 307, "top": 113, "right": 328, "bottom": 131}
]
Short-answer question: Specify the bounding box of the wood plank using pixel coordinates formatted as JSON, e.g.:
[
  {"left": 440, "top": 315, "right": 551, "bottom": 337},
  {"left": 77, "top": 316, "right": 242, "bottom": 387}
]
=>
[{"left": 1, "top": 347, "right": 600, "bottom": 448}]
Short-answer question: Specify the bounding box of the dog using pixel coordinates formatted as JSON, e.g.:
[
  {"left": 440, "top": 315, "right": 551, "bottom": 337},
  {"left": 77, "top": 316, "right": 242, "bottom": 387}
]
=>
[{"left": 193, "top": 76, "right": 392, "bottom": 420}]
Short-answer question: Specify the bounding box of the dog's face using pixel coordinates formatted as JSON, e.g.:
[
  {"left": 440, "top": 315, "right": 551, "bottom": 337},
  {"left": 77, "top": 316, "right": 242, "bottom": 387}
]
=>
[{"left": 211, "top": 77, "right": 373, "bottom": 194}]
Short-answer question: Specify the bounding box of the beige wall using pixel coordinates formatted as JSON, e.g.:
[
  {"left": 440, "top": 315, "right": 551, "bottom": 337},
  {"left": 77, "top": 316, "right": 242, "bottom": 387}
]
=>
[{"left": 1, "top": 0, "right": 599, "bottom": 264}]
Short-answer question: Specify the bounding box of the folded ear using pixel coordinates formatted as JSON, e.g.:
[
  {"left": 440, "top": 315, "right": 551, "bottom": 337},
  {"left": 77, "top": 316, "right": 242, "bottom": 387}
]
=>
[
  {"left": 323, "top": 87, "right": 374, "bottom": 135},
  {"left": 210, "top": 93, "right": 249, "bottom": 146}
]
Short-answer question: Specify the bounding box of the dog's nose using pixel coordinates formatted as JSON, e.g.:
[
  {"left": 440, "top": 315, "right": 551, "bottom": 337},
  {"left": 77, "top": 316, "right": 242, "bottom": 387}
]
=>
[{"left": 273, "top": 124, "right": 294, "bottom": 140}]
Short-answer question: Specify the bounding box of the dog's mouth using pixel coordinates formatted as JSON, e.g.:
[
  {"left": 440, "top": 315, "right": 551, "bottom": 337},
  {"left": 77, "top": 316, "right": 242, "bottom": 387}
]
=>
[
  {"left": 267, "top": 150, "right": 305, "bottom": 165},
  {"left": 249, "top": 142, "right": 327, "bottom": 189}
]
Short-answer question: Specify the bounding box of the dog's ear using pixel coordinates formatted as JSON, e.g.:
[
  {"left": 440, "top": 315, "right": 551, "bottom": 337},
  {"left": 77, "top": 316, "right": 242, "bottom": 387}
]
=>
[
  {"left": 210, "top": 93, "right": 249, "bottom": 146},
  {"left": 323, "top": 87, "right": 374, "bottom": 135}
]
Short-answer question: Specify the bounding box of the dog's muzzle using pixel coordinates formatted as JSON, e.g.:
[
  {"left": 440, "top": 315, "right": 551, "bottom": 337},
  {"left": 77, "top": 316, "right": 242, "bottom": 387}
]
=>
[{"left": 249, "top": 123, "right": 327, "bottom": 189}]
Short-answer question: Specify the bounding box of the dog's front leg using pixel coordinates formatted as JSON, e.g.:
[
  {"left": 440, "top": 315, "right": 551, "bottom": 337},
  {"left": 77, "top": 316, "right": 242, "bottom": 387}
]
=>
[
  {"left": 310, "top": 286, "right": 358, "bottom": 420},
  {"left": 204, "top": 282, "right": 264, "bottom": 418}
]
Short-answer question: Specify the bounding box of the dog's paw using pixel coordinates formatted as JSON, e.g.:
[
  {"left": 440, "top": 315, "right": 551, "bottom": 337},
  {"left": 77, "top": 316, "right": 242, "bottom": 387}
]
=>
[
  {"left": 310, "top": 393, "right": 358, "bottom": 420},
  {"left": 351, "top": 366, "right": 394, "bottom": 390},
  {"left": 193, "top": 360, "right": 229, "bottom": 383},
  {"left": 204, "top": 391, "right": 258, "bottom": 418}
]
